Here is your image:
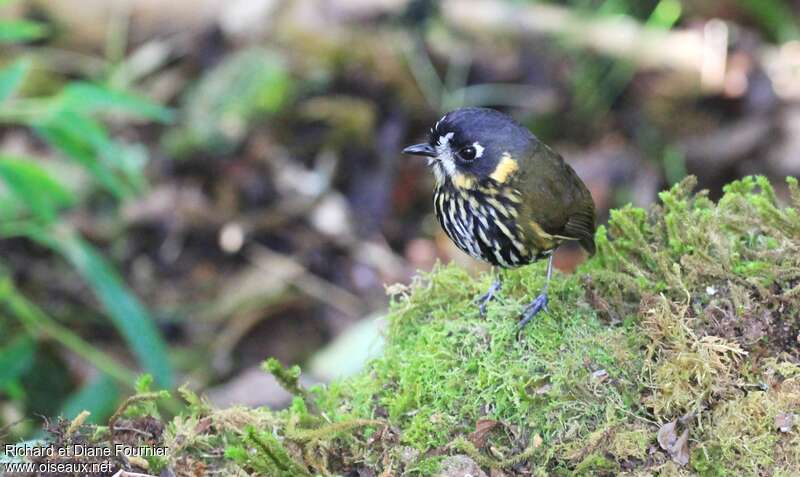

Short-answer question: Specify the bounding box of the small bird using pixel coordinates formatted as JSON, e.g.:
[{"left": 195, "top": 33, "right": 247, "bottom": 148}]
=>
[{"left": 403, "top": 107, "right": 596, "bottom": 328}]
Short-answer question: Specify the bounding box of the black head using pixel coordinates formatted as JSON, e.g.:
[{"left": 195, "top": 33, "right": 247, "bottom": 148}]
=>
[{"left": 402, "top": 107, "right": 537, "bottom": 186}]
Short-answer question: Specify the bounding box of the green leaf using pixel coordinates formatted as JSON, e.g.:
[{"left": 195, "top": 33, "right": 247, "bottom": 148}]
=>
[
  {"left": 647, "top": 0, "right": 682, "bottom": 29},
  {"left": 135, "top": 373, "right": 154, "bottom": 393},
  {"left": 0, "top": 57, "right": 30, "bottom": 102},
  {"left": 0, "top": 154, "right": 75, "bottom": 222},
  {"left": 34, "top": 112, "right": 141, "bottom": 198},
  {"left": 0, "top": 335, "right": 35, "bottom": 389},
  {"left": 57, "top": 82, "right": 173, "bottom": 122},
  {"left": 59, "top": 374, "right": 120, "bottom": 424},
  {"left": 0, "top": 19, "right": 47, "bottom": 43},
  {"left": 0, "top": 194, "right": 26, "bottom": 222},
  {"left": 51, "top": 234, "right": 173, "bottom": 388}
]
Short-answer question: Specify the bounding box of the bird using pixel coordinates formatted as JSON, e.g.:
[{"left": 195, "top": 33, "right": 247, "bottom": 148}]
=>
[{"left": 402, "top": 107, "right": 596, "bottom": 328}]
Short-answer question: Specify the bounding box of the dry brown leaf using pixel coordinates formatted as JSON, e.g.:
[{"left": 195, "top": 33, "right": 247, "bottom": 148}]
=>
[
  {"left": 657, "top": 420, "right": 690, "bottom": 466},
  {"left": 469, "top": 419, "right": 500, "bottom": 449},
  {"left": 193, "top": 416, "right": 212, "bottom": 434},
  {"left": 657, "top": 420, "right": 677, "bottom": 450},
  {"left": 672, "top": 429, "right": 690, "bottom": 466}
]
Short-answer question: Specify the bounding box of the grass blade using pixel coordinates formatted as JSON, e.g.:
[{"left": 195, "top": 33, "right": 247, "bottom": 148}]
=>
[
  {"left": 34, "top": 112, "right": 141, "bottom": 198},
  {"left": 52, "top": 233, "right": 174, "bottom": 388},
  {"left": 0, "top": 57, "right": 30, "bottom": 102},
  {"left": 0, "top": 20, "right": 47, "bottom": 43},
  {"left": 0, "top": 276, "right": 138, "bottom": 385},
  {"left": 59, "top": 374, "right": 120, "bottom": 424},
  {"left": 0, "top": 154, "right": 75, "bottom": 222},
  {"left": 0, "top": 335, "right": 35, "bottom": 389},
  {"left": 57, "top": 82, "right": 173, "bottom": 122}
]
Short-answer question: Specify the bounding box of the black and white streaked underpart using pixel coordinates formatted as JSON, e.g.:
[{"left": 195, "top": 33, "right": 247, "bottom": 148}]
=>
[{"left": 435, "top": 182, "right": 539, "bottom": 267}]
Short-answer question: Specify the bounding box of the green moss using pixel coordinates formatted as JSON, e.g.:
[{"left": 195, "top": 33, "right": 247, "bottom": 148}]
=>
[
  {"left": 700, "top": 370, "right": 800, "bottom": 475},
  {"left": 344, "top": 261, "right": 645, "bottom": 461},
  {"left": 573, "top": 453, "right": 619, "bottom": 474},
  {"left": 122, "top": 176, "right": 800, "bottom": 475}
]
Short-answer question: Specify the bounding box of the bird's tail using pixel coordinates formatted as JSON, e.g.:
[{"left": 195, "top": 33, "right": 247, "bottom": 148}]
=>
[
  {"left": 580, "top": 234, "right": 596, "bottom": 256},
  {"left": 563, "top": 206, "right": 596, "bottom": 256}
]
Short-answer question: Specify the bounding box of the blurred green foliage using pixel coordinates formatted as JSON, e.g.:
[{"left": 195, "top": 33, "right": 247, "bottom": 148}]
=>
[
  {"left": 164, "top": 48, "right": 292, "bottom": 156},
  {"left": 735, "top": 0, "right": 800, "bottom": 42},
  {"left": 0, "top": 0, "right": 47, "bottom": 44},
  {"left": 0, "top": 16, "right": 173, "bottom": 429}
]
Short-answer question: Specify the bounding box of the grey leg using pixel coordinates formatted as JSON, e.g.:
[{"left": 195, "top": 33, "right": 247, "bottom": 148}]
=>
[
  {"left": 517, "top": 254, "right": 554, "bottom": 329},
  {"left": 477, "top": 278, "right": 502, "bottom": 316}
]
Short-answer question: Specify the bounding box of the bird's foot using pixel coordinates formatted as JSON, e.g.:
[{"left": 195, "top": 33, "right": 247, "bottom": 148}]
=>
[
  {"left": 517, "top": 292, "right": 548, "bottom": 329},
  {"left": 476, "top": 279, "right": 502, "bottom": 316}
]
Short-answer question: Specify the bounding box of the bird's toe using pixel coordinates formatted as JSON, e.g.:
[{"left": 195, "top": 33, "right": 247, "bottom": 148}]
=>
[
  {"left": 517, "top": 293, "right": 548, "bottom": 329},
  {"left": 476, "top": 279, "right": 502, "bottom": 316}
]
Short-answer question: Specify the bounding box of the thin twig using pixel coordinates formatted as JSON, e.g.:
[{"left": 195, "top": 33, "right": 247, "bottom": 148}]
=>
[
  {"left": 108, "top": 392, "right": 169, "bottom": 444},
  {"left": 110, "top": 426, "right": 154, "bottom": 438},
  {"left": 66, "top": 410, "right": 91, "bottom": 438}
]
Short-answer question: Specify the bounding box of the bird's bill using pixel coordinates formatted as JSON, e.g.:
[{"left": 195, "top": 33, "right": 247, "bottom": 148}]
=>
[{"left": 402, "top": 143, "right": 436, "bottom": 157}]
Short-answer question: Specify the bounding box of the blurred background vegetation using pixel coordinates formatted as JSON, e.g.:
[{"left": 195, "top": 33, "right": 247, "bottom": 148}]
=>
[{"left": 1, "top": 0, "right": 799, "bottom": 441}]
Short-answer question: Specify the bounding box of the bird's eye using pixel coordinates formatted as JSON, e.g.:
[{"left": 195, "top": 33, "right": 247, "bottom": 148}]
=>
[{"left": 457, "top": 146, "right": 477, "bottom": 161}]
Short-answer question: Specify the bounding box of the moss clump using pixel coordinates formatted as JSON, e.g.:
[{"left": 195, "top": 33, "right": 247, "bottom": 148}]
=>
[
  {"left": 39, "top": 176, "right": 800, "bottom": 475},
  {"left": 188, "top": 176, "right": 800, "bottom": 475}
]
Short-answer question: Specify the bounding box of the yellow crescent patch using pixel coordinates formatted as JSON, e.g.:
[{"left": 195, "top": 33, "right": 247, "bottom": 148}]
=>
[{"left": 489, "top": 153, "right": 518, "bottom": 183}]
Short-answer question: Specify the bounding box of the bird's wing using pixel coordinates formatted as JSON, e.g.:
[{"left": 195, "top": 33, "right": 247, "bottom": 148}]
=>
[{"left": 517, "top": 143, "right": 597, "bottom": 254}]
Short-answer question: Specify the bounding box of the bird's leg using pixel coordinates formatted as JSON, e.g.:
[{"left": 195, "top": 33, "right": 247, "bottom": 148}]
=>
[
  {"left": 476, "top": 277, "right": 502, "bottom": 316},
  {"left": 518, "top": 254, "right": 554, "bottom": 329}
]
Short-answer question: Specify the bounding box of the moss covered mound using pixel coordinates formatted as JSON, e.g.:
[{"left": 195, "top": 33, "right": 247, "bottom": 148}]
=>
[{"left": 38, "top": 176, "right": 800, "bottom": 476}]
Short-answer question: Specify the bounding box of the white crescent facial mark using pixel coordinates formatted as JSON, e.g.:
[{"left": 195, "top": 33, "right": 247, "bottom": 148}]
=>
[
  {"left": 472, "top": 142, "right": 484, "bottom": 159},
  {"left": 434, "top": 132, "right": 456, "bottom": 179}
]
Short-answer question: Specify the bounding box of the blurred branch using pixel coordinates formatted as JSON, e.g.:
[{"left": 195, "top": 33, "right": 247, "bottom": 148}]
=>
[
  {"left": 247, "top": 245, "right": 366, "bottom": 318},
  {"left": 570, "top": 0, "right": 682, "bottom": 119},
  {"left": 448, "top": 83, "right": 558, "bottom": 112},
  {"left": 202, "top": 242, "right": 365, "bottom": 319},
  {"left": 441, "top": 0, "right": 800, "bottom": 99},
  {"left": 679, "top": 115, "right": 772, "bottom": 171},
  {"left": 442, "top": 47, "right": 471, "bottom": 110},
  {"left": 104, "top": 0, "right": 133, "bottom": 67},
  {"left": 211, "top": 302, "right": 292, "bottom": 373},
  {"left": 15, "top": 47, "right": 108, "bottom": 77},
  {"left": 207, "top": 243, "right": 369, "bottom": 374},
  {"left": 442, "top": 0, "right": 704, "bottom": 73},
  {"left": 401, "top": 36, "right": 443, "bottom": 110}
]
